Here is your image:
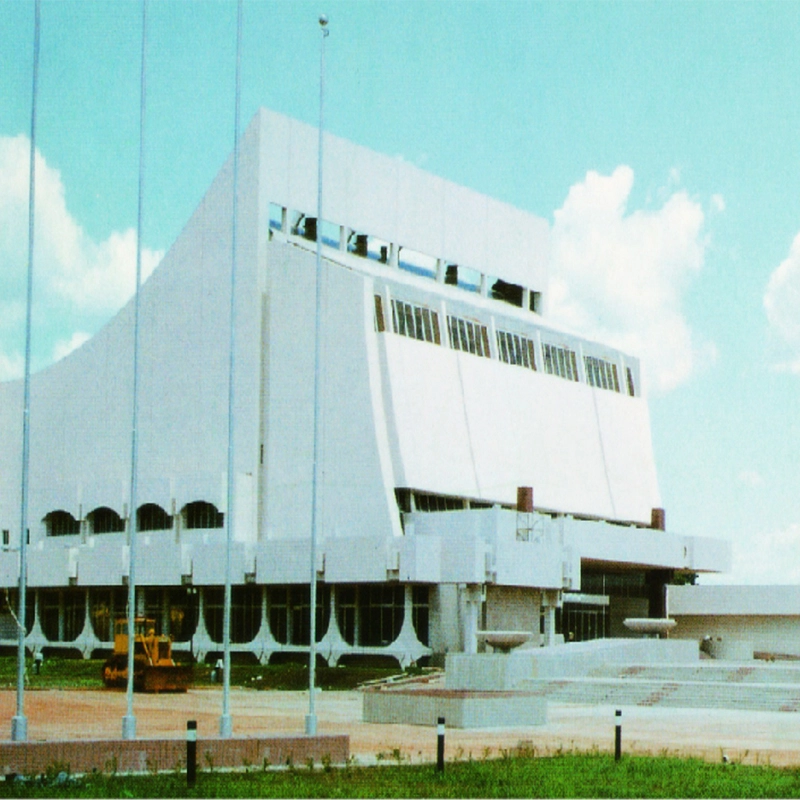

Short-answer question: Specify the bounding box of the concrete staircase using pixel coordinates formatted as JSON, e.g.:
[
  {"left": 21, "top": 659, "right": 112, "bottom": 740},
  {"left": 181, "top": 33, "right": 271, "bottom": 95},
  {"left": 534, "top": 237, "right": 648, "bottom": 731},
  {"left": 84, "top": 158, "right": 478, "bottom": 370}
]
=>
[{"left": 522, "top": 662, "right": 800, "bottom": 712}]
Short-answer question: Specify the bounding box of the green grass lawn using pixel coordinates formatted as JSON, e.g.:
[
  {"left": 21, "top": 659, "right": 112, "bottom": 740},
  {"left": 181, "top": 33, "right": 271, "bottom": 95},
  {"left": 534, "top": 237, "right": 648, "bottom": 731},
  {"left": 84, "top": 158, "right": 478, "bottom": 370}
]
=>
[
  {"left": 3, "top": 754, "right": 800, "bottom": 798},
  {"left": 0, "top": 655, "right": 410, "bottom": 691}
]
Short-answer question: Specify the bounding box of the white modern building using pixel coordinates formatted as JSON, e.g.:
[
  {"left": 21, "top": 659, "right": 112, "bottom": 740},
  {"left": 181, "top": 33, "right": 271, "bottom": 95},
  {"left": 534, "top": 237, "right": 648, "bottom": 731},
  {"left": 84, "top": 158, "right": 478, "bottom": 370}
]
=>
[
  {"left": 668, "top": 584, "right": 800, "bottom": 661},
  {"left": 0, "top": 109, "right": 730, "bottom": 666}
]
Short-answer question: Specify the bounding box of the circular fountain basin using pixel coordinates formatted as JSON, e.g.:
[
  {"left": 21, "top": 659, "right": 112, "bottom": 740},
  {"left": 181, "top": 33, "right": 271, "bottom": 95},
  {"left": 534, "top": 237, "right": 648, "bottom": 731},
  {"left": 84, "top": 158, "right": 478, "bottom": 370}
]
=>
[
  {"left": 476, "top": 630, "right": 533, "bottom": 652},
  {"left": 623, "top": 618, "right": 677, "bottom": 636}
]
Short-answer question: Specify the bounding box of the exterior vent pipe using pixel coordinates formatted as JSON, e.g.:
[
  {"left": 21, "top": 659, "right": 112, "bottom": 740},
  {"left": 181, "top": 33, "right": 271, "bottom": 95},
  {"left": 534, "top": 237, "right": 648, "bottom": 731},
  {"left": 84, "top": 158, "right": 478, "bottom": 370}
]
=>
[{"left": 651, "top": 507, "right": 666, "bottom": 531}]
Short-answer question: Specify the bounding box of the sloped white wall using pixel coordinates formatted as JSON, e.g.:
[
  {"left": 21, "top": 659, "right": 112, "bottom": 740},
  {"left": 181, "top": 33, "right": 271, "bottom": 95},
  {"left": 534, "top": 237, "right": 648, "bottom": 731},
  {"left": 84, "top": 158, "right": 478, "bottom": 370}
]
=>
[{"left": 381, "top": 335, "right": 661, "bottom": 524}]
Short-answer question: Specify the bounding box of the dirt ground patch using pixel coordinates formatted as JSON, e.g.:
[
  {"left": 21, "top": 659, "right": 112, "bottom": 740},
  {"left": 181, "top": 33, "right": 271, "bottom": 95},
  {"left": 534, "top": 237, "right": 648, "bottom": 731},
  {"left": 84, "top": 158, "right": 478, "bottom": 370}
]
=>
[{"left": 2, "top": 688, "right": 800, "bottom": 768}]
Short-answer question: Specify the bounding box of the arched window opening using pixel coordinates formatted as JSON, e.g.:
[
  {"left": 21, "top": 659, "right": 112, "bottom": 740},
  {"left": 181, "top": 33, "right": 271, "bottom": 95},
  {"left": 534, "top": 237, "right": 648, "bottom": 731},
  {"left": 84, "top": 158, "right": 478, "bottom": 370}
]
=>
[
  {"left": 88, "top": 507, "right": 125, "bottom": 535},
  {"left": 40, "top": 589, "right": 85, "bottom": 642},
  {"left": 137, "top": 503, "right": 172, "bottom": 532},
  {"left": 335, "top": 584, "right": 404, "bottom": 647},
  {"left": 44, "top": 510, "right": 80, "bottom": 537},
  {"left": 182, "top": 501, "right": 224, "bottom": 530},
  {"left": 268, "top": 585, "right": 330, "bottom": 645},
  {"left": 204, "top": 586, "right": 262, "bottom": 644},
  {"left": 90, "top": 588, "right": 128, "bottom": 642}
]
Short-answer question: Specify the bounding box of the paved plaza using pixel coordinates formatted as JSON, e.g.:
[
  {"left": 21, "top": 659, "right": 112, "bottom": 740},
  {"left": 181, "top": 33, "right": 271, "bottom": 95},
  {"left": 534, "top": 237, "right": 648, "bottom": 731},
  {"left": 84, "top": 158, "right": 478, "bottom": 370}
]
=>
[{"left": 2, "top": 688, "right": 800, "bottom": 768}]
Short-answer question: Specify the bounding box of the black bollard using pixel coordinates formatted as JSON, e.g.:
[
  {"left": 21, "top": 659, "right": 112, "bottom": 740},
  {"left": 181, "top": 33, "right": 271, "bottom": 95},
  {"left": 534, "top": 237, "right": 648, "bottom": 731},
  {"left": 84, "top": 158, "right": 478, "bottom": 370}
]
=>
[
  {"left": 436, "top": 716, "right": 445, "bottom": 773},
  {"left": 187, "top": 720, "right": 197, "bottom": 787},
  {"left": 614, "top": 709, "right": 622, "bottom": 762}
]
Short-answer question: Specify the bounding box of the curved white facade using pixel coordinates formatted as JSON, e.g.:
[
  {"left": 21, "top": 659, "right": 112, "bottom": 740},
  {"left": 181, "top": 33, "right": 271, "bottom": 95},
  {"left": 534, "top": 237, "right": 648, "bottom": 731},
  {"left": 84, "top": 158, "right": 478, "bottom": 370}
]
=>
[{"left": 0, "top": 109, "right": 729, "bottom": 663}]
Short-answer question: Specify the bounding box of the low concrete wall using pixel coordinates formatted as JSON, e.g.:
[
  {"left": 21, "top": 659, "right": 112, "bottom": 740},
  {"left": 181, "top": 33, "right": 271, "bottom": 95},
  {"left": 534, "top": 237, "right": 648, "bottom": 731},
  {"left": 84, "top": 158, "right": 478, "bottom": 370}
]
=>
[
  {"left": 446, "top": 639, "right": 699, "bottom": 690},
  {"left": 363, "top": 688, "right": 547, "bottom": 728},
  {"left": 0, "top": 734, "right": 349, "bottom": 777}
]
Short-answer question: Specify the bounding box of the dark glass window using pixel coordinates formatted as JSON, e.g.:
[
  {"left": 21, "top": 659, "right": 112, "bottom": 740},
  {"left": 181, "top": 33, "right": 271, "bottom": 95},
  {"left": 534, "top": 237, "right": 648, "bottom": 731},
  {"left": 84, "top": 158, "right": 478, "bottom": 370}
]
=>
[{"left": 183, "top": 501, "right": 224, "bottom": 530}]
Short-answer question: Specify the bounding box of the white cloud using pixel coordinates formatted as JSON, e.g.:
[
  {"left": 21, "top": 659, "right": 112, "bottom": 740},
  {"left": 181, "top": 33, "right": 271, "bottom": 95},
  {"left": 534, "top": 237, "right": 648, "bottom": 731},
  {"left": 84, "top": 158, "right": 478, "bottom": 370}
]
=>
[
  {"left": 719, "top": 524, "right": 800, "bottom": 585},
  {"left": 0, "top": 352, "right": 23, "bottom": 382},
  {"left": 52, "top": 331, "right": 91, "bottom": 364},
  {"left": 0, "top": 135, "right": 163, "bottom": 379},
  {"left": 764, "top": 232, "right": 800, "bottom": 372},
  {"left": 710, "top": 194, "right": 725, "bottom": 213},
  {"left": 737, "top": 469, "right": 764, "bottom": 488},
  {"left": 548, "top": 166, "right": 713, "bottom": 395}
]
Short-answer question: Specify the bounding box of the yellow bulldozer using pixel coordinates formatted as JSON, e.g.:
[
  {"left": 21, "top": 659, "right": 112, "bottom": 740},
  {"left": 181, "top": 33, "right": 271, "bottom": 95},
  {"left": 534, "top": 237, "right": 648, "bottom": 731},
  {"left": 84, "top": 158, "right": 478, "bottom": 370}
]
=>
[{"left": 102, "top": 617, "right": 192, "bottom": 692}]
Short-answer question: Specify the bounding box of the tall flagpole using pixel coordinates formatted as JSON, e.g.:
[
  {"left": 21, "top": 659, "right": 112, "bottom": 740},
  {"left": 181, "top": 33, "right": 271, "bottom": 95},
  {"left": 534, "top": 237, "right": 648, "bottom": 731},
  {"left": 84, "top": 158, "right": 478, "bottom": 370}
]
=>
[
  {"left": 306, "top": 12, "right": 328, "bottom": 738},
  {"left": 123, "top": 0, "right": 148, "bottom": 741},
  {"left": 220, "top": 0, "right": 243, "bottom": 739},
  {"left": 12, "top": 0, "right": 41, "bottom": 744}
]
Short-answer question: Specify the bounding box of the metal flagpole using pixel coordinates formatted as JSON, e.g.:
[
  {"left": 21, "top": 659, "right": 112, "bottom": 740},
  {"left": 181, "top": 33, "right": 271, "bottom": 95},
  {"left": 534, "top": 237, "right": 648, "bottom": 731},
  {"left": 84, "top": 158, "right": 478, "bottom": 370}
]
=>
[
  {"left": 220, "top": 0, "right": 243, "bottom": 739},
  {"left": 306, "top": 12, "right": 328, "bottom": 737},
  {"left": 123, "top": 0, "right": 148, "bottom": 741},
  {"left": 12, "top": 0, "right": 41, "bottom": 743}
]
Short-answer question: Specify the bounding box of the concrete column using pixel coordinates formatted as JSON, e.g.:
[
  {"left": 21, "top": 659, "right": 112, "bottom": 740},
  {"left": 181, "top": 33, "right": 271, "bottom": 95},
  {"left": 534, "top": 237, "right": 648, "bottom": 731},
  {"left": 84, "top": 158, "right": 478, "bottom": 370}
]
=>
[
  {"left": 57, "top": 590, "right": 65, "bottom": 642},
  {"left": 435, "top": 258, "right": 445, "bottom": 283},
  {"left": 339, "top": 225, "right": 349, "bottom": 252},
  {"left": 389, "top": 242, "right": 399, "bottom": 268},
  {"left": 543, "top": 605, "right": 556, "bottom": 646},
  {"left": 522, "top": 287, "right": 531, "bottom": 311},
  {"left": 461, "top": 585, "right": 481, "bottom": 654},
  {"left": 542, "top": 590, "right": 559, "bottom": 647}
]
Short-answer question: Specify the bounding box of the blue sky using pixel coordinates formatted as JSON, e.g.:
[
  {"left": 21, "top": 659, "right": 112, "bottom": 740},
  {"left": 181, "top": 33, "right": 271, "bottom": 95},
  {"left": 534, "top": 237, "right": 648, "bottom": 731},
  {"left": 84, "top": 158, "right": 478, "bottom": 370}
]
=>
[{"left": 2, "top": 1, "right": 800, "bottom": 584}]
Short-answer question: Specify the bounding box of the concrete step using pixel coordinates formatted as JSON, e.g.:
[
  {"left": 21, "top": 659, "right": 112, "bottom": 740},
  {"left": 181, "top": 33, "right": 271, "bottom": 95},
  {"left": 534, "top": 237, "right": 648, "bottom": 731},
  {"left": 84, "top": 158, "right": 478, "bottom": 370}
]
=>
[
  {"left": 522, "top": 677, "right": 800, "bottom": 713},
  {"left": 588, "top": 662, "right": 800, "bottom": 685}
]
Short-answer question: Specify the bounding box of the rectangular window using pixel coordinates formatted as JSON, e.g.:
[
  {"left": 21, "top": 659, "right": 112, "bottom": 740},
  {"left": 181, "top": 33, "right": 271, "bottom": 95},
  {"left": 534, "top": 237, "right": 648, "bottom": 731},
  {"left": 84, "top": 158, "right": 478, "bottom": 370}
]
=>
[
  {"left": 374, "top": 294, "right": 385, "bottom": 332},
  {"left": 390, "top": 299, "right": 441, "bottom": 344},
  {"left": 496, "top": 330, "right": 537, "bottom": 370},
  {"left": 413, "top": 492, "right": 465, "bottom": 512},
  {"left": 542, "top": 342, "right": 579, "bottom": 381},
  {"left": 626, "top": 366, "right": 636, "bottom": 397},
  {"left": 584, "top": 356, "right": 621, "bottom": 393},
  {"left": 447, "top": 314, "right": 490, "bottom": 358},
  {"left": 1, "top": 530, "right": 8, "bottom": 547}
]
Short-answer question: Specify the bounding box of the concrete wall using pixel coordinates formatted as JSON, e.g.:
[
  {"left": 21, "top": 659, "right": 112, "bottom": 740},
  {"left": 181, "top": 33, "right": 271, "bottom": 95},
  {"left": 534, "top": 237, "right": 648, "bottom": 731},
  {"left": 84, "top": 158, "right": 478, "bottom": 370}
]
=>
[
  {"left": 446, "top": 638, "right": 700, "bottom": 690},
  {"left": 380, "top": 326, "right": 658, "bottom": 524},
  {"left": 0, "top": 113, "right": 264, "bottom": 545},
  {"left": 257, "top": 109, "right": 549, "bottom": 293}
]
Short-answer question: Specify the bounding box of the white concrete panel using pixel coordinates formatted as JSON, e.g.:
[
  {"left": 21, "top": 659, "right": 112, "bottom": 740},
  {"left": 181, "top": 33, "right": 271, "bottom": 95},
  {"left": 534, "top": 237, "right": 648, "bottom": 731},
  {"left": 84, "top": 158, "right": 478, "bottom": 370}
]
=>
[
  {"left": 28, "top": 544, "right": 71, "bottom": 587},
  {"left": 443, "top": 183, "right": 488, "bottom": 271},
  {"left": 261, "top": 244, "right": 402, "bottom": 544},
  {"left": 255, "top": 540, "right": 314, "bottom": 584},
  {"left": 398, "top": 535, "right": 441, "bottom": 583},
  {"left": 191, "top": 541, "right": 249, "bottom": 585},
  {"left": 380, "top": 331, "right": 660, "bottom": 521},
  {"left": 565, "top": 519, "right": 689, "bottom": 571},
  {"left": 259, "top": 108, "right": 291, "bottom": 208},
  {"left": 322, "top": 134, "right": 354, "bottom": 227},
  {"left": 326, "top": 537, "right": 391, "bottom": 583},
  {"left": 347, "top": 146, "right": 400, "bottom": 240},
  {"left": 593, "top": 389, "right": 662, "bottom": 522},
  {"left": 668, "top": 584, "right": 800, "bottom": 617},
  {"left": 493, "top": 541, "right": 564, "bottom": 588},
  {"left": 74, "top": 537, "right": 127, "bottom": 586},
  {"left": 382, "top": 338, "right": 479, "bottom": 497},
  {"left": 395, "top": 164, "right": 445, "bottom": 259},
  {"left": 0, "top": 551, "right": 18, "bottom": 586},
  {"left": 135, "top": 537, "right": 183, "bottom": 585},
  {"left": 286, "top": 117, "right": 319, "bottom": 217},
  {"left": 438, "top": 533, "right": 486, "bottom": 584}
]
